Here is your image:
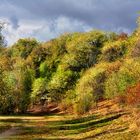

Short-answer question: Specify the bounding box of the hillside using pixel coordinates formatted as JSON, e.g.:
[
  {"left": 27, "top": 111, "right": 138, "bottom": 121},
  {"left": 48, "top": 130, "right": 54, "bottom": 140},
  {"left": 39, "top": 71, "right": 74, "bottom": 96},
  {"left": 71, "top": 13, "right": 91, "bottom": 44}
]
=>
[
  {"left": 0, "top": 18, "right": 140, "bottom": 139},
  {"left": 0, "top": 29, "right": 140, "bottom": 114}
]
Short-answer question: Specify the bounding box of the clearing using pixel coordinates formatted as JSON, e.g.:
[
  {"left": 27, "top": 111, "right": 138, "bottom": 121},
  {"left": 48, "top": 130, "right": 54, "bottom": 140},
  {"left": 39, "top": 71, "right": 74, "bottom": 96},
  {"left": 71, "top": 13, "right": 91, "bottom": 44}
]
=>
[{"left": 0, "top": 99, "right": 140, "bottom": 140}]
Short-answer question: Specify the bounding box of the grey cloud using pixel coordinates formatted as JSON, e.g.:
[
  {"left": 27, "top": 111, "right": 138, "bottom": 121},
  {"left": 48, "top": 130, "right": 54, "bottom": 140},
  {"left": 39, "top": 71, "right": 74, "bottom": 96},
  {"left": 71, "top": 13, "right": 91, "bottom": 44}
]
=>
[
  {"left": 0, "top": 0, "right": 140, "bottom": 45},
  {"left": 5, "top": 0, "right": 140, "bottom": 31},
  {"left": 10, "top": 16, "right": 19, "bottom": 29}
]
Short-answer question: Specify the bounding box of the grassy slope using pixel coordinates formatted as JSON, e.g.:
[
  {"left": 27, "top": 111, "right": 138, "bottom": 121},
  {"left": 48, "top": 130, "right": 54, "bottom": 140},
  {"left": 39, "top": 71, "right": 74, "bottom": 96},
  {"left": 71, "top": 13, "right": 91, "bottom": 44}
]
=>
[{"left": 0, "top": 100, "right": 140, "bottom": 140}]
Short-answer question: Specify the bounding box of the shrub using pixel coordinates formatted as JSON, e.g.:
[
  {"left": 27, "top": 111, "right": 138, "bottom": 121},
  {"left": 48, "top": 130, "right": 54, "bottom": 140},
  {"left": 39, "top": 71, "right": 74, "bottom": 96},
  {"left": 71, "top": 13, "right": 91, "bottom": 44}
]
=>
[
  {"left": 101, "top": 41, "right": 127, "bottom": 62},
  {"left": 117, "top": 32, "right": 128, "bottom": 40},
  {"left": 131, "top": 39, "right": 140, "bottom": 58},
  {"left": 125, "top": 34, "right": 138, "bottom": 58},
  {"left": 74, "top": 63, "right": 108, "bottom": 114},
  {"left": 0, "top": 69, "right": 21, "bottom": 114},
  {"left": 125, "top": 83, "right": 140, "bottom": 106},
  {"left": 43, "top": 34, "right": 69, "bottom": 71},
  {"left": 18, "top": 68, "right": 35, "bottom": 113},
  {"left": 63, "top": 42, "right": 99, "bottom": 71},
  {"left": 63, "top": 31, "right": 107, "bottom": 71},
  {"left": 106, "top": 32, "right": 118, "bottom": 42},
  {"left": 48, "top": 65, "right": 78, "bottom": 101},
  {"left": 11, "top": 38, "right": 39, "bottom": 59},
  {"left": 74, "top": 89, "right": 94, "bottom": 115},
  {"left": 39, "top": 61, "right": 53, "bottom": 79},
  {"left": 105, "top": 72, "right": 135, "bottom": 99},
  {"left": 74, "top": 61, "right": 122, "bottom": 114},
  {"left": 31, "top": 78, "right": 48, "bottom": 103},
  {"left": 0, "top": 70, "right": 13, "bottom": 114},
  {"left": 105, "top": 59, "right": 140, "bottom": 99},
  {"left": 60, "top": 89, "right": 76, "bottom": 113},
  {"left": 26, "top": 44, "right": 49, "bottom": 70}
]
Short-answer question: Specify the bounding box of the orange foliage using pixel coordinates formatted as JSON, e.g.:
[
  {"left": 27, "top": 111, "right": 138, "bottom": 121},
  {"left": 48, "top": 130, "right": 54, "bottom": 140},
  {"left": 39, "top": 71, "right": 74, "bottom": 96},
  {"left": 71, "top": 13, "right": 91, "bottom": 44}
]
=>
[
  {"left": 117, "top": 32, "right": 128, "bottom": 40},
  {"left": 126, "top": 83, "right": 140, "bottom": 105}
]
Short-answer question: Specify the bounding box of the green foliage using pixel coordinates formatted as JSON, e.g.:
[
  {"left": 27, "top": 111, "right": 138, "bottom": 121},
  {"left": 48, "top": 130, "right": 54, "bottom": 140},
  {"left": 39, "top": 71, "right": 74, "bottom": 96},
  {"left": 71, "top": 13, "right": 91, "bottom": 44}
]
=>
[
  {"left": 124, "top": 33, "right": 139, "bottom": 58},
  {"left": 48, "top": 65, "right": 78, "bottom": 100},
  {"left": 74, "top": 61, "right": 122, "bottom": 114},
  {"left": 39, "top": 61, "right": 50, "bottom": 78},
  {"left": 18, "top": 68, "right": 35, "bottom": 113},
  {"left": 75, "top": 91, "right": 93, "bottom": 115},
  {"left": 43, "top": 34, "right": 69, "bottom": 71},
  {"left": 106, "top": 32, "right": 118, "bottom": 42},
  {"left": 74, "top": 64, "right": 108, "bottom": 114},
  {"left": 0, "top": 60, "right": 36, "bottom": 114},
  {"left": 26, "top": 44, "right": 48, "bottom": 70},
  {"left": 60, "top": 89, "right": 76, "bottom": 111},
  {"left": 0, "top": 68, "right": 21, "bottom": 114},
  {"left": 0, "top": 69, "right": 12, "bottom": 114},
  {"left": 105, "top": 59, "right": 140, "bottom": 99},
  {"left": 64, "top": 31, "right": 107, "bottom": 71},
  {"left": 1, "top": 25, "right": 140, "bottom": 115},
  {"left": 11, "top": 38, "right": 39, "bottom": 59},
  {"left": 64, "top": 42, "right": 99, "bottom": 70},
  {"left": 101, "top": 41, "right": 127, "bottom": 62},
  {"left": 0, "top": 56, "right": 12, "bottom": 71},
  {"left": 130, "top": 39, "right": 140, "bottom": 58},
  {"left": 31, "top": 78, "right": 48, "bottom": 103}
]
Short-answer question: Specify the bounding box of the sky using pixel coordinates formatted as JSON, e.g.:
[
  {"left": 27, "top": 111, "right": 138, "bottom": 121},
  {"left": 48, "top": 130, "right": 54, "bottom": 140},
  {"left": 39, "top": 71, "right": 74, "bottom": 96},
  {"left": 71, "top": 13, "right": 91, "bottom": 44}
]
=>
[{"left": 0, "top": 0, "right": 140, "bottom": 45}]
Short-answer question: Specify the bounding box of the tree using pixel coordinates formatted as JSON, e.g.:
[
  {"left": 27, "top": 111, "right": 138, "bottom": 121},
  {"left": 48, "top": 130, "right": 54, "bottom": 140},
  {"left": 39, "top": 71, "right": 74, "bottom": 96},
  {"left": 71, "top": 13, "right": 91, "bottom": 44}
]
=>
[
  {"left": 18, "top": 68, "right": 35, "bottom": 113},
  {"left": 11, "top": 38, "right": 39, "bottom": 59},
  {"left": 31, "top": 78, "right": 48, "bottom": 104},
  {"left": 0, "top": 68, "right": 16, "bottom": 114}
]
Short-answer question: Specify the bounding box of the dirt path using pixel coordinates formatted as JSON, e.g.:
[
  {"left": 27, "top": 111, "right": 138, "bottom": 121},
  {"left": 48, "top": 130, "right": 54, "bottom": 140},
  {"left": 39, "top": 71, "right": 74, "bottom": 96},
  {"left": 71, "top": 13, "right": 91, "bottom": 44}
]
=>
[{"left": 0, "top": 127, "right": 20, "bottom": 139}]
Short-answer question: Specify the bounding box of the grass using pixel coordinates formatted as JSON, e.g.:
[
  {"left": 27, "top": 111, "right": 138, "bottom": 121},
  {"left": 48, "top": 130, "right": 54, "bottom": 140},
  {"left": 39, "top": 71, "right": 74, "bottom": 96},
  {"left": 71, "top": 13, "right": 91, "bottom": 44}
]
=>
[
  {"left": 0, "top": 100, "right": 139, "bottom": 139},
  {"left": 46, "top": 113, "right": 125, "bottom": 130},
  {"left": 0, "top": 111, "right": 137, "bottom": 140},
  {"left": 0, "top": 124, "right": 11, "bottom": 133}
]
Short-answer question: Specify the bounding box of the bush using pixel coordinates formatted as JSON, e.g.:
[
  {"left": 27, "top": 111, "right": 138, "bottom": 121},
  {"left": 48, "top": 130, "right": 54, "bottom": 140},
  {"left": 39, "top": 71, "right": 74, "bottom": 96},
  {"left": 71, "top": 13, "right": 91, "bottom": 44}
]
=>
[
  {"left": 125, "top": 34, "right": 138, "bottom": 58},
  {"left": 74, "top": 61, "right": 122, "bottom": 114},
  {"left": 101, "top": 40, "right": 127, "bottom": 62},
  {"left": 18, "top": 68, "right": 35, "bottom": 113},
  {"left": 105, "top": 59, "right": 140, "bottom": 99},
  {"left": 39, "top": 61, "right": 53, "bottom": 79},
  {"left": 74, "top": 63, "right": 108, "bottom": 114},
  {"left": 74, "top": 89, "right": 94, "bottom": 115},
  {"left": 26, "top": 44, "right": 49, "bottom": 70},
  {"left": 105, "top": 72, "right": 135, "bottom": 99},
  {"left": 48, "top": 65, "right": 78, "bottom": 101},
  {"left": 31, "top": 78, "right": 48, "bottom": 103},
  {"left": 63, "top": 42, "right": 100, "bottom": 71},
  {"left": 125, "top": 83, "right": 140, "bottom": 106},
  {"left": 60, "top": 89, "right": 76, "bottom": 113},
  {"left": 0, "top": 70, "right": 17, "bottom": 114},
  {"left": 131, "top": 39, "right": 140, "bottom": 58},
  {"left": 11, "top": 38, "right": 39, "bottom": 59},
  {"left": 63, "top": 31, "right": 107, "bottom": 71}
]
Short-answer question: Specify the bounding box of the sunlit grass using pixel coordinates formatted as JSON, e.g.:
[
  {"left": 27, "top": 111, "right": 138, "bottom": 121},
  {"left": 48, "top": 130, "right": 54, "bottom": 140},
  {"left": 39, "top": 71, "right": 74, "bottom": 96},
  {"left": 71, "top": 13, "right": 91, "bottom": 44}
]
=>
[{"left": 0, "top": 111, "right": 135, "bottom": 140}]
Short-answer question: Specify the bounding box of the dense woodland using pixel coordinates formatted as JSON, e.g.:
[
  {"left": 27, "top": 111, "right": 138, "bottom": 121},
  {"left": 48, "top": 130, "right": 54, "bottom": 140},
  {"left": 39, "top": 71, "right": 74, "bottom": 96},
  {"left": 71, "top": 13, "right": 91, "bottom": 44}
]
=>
[{"left": 0, "top": 17, "right": 140, "bottom": 115}]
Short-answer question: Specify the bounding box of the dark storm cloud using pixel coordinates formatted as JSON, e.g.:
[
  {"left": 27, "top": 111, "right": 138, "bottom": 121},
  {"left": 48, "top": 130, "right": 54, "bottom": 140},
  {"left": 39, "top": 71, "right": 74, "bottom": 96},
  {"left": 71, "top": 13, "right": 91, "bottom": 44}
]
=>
[
  {"left": 0, "top": 0, "right": 140, "bottom": 44},
  {"left": 4, "top": 0, "right": 140, "bottom": 31}
]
